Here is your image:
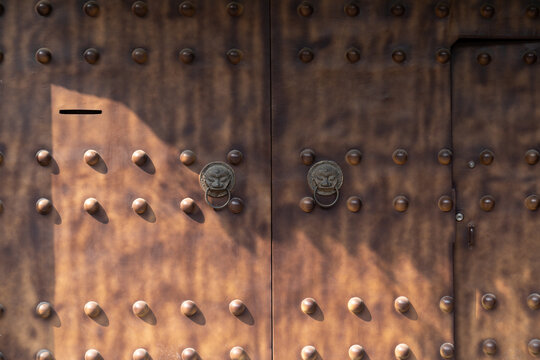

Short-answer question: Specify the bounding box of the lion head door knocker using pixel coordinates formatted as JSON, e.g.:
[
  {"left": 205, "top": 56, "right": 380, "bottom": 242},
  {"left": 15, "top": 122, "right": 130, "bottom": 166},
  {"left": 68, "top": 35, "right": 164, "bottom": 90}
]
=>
[
  {"left": 199, "top": 161, "right": 236, "bottom": 210},
  {"left": 307, "top": 160, "right": 344, "bottom": 208}
]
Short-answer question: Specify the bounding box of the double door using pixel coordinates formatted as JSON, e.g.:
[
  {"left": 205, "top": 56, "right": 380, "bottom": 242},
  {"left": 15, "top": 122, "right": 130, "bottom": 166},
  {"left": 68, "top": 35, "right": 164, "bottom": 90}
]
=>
[{"left": 0, "top": 1, "right": 538, "bottom": 359}]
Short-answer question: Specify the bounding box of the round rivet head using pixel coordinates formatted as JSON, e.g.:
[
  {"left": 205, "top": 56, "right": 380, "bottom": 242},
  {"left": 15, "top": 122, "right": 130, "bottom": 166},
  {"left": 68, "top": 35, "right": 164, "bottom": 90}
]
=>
[
  {"left": 300, "top": 148, "right": 315, "bottom": 165},
  {"left": 300, "top": 197, "right": 315, "bottom": 213},
  {"left": 439, "top": 343, "right": 454, "bottom": 359},
  {"left": 349, "top": 345, "right": 365, "bottom": 360},
  {"left": 346, "top": 149, "right": 362, "bottom": 165},
  {"left": 523, "top": 52, "right": 538, "bottom": 65},
  {"left": 131, "top": 150, "right": 148, "bottom": 166},
  {"left": 84, "top": 301, "right": 101, "bottom": 318},
  {"left": 525, "top": 149, "right": 539, "bottom": 165},
  {"left": 83, "top": 48, "right": 100, "bottom": 64},
  {"left": 132, "top": 300, "right": 150, "bottom": 317},
  {"left": 480, "top": 3, "right": 495, "bottom": 18},
  {"left": 36, "top": 149, "right": 52, "bottom": 166},
  {"left": 84, "top": 198, "right": 100, "bottom": 215},
  {"left": 298, "top": 48, "right": 314, "bottom": 63},
  {"left": 394, "top": 344, "right": 411, "bottom": 359},
  {"left": 392, "top": 148, "right": 408, "bottom": 165},
  {"left": 346, "top": 48, "right": 361, "bottom": 63},
  {"left": 227, "top": 49, "right": 243, "bottom": 65},
  {"left": 35, "top": 1, "right": 52, "bottom": 16},
  {"left": 132, "top": 198, "right": 148, "bottom": 214},
  {"left": 301, "top": 297, "right": 317, "bottom": 314},
  {"left": 525, "top": 195, "right": 539, "bottom": 211},
  {"left": 83, "top": 1, "right": 100, "bottom": 17},
  {"left": 227, "top": 149, "right": 243, "bottom": 165},
  {"left": 529, "top": 339, "right": 540, "bottom": 356},
  {"left": 180, "top": 150, "right": 196, "bottom": 165},
  {"left": 479, "top": 195, "right": 495, "bottom": 212},
  {"left": 482, "top": 339, "right": 497, "bottom": 356},
  {"left": 438, "top": 195, "right": 453, "bottom": 212},
  {"left": 526, "top": 5, "right": 539, "bottom": 19},
  {"left": 181, "top": 348, "right": 199, "bottom": 360},
  {"left": 228, "top": 197, "right": 244, "bottom": 214},
  {"left": 179, "top": 48, "right": 195, "bottom": 64},
  {"left": 181, "top": 300, "right": 198, "bottom": 317},
  {"left": 84, "top": 349, "right": 102, "bottom": 360},
  {"left": 36, "top": 301, "right": 52, "bottom": 318},
  {"left": 297, "top": 1, "right": 313, "bottom": 17},
  {"left": 229, "top": 299, "right": 246, "bottom": 316},
  {"left": 438, "top": 148, "right": 453, "bottom": 165},
  {"left": 439, "top": 296, "right": 454, "bottom": 313},
  {"left": 36, "top": 349, "right": 54, "bottom": 360},
  {"left": 392, "top": 50, "right": 406, "bottom": 63},
  {"left": 36, "top": 198, "right": 53, "bottom": 215},
  {"left": 435, "top": 2, "right": 450, "bottom": 18},
  {"left": 84, "top": 150, "right": 100, "bottom": 166},
  {"left": 436, "top": 48, "right": 451, "bottom": 64},
  {"left": 344, "top": 2, "right": 359, "bottom": 17},
  {"left": 301, "top": 346, "right": 318, "bottom": 360},
  {"left": 477, "top": 53, "right": 491, "bottom": 65},
  {"left": 35, "top": 48, "right": 52, "bottom": 64},
  {"left": 227, "top": 2, "right": 244, "bottom": 17},
  {"left": 479, "top": 149, "right": 494, "bottom": 165},
  {"left": 179, "top": 1, "right": 195, "bottom": 16},
  {"left": 132, "top": 1, "right": 148, "bottom": 17},
  {"left": 394, "top": 296, "right": 410, "bottom": 313},
  {"left": 527, "top": 293, "right": 540, "bottom": 310},
  {"left": 347, "top": 196, "right": 362, "bottom": 213},
  {"left": 180, "top": 198, "right": 196, "bottom": 214},
  {"left": 481, "top": 293, "right": 497, "bottom": 310},
  {"left": 391, "top": 3, "right": 405, "bottom": 16},
  {"left": 393, "top": 195, "right": 409, "bottom": 212},
  {"left": 132, "top": 48, "right": 148, "bottom": 64},
  {"left": 229, "top": 346, "right": 247, "bottom": 360},
  {"left": 132, "top": 348, "right": 149, "bottom": 360},
  {"left": 348, "top": 297, "right": 365, "bottom": 314},
  {"left": 467, "top": 160, "right": 476, "bottom": 169}
]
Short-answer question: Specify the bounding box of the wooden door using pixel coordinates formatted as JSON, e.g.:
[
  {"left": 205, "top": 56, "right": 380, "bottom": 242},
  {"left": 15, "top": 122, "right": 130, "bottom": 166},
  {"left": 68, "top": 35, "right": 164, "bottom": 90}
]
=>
[
  {"left": 453, "top": 41, "right": 540, "bottom": 359},
  {"left": 0, "top": 1, "right": 271, "bottom": 359}
]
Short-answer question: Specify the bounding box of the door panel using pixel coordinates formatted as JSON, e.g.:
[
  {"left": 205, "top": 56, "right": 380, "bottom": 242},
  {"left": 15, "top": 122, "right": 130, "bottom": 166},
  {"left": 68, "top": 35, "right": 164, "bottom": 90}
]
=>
[
  {"left": 453, "top": 42, "right": 540, "bottom": 359},
  {"left": 271, "top": 2, "right": 454, "bottom": 359},
  {"left": 0, "top": 1, "right": 271, "bottom": 359}
]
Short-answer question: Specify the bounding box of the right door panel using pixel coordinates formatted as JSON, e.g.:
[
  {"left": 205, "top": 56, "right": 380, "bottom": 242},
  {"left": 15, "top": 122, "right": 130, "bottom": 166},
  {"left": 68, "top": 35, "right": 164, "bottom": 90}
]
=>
[{"left": 453, "top": 42, "right": 540, "bottom": 359}]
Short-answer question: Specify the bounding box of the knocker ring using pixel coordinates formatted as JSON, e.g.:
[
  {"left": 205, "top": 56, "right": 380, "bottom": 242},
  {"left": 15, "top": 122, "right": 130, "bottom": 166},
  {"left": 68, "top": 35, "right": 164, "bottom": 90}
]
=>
[
  {"left": 313, "top": 186, "right": 340, "bottom": 208},
  {"left": 204, "top": 188, "right": 232, "bottom": 210}
]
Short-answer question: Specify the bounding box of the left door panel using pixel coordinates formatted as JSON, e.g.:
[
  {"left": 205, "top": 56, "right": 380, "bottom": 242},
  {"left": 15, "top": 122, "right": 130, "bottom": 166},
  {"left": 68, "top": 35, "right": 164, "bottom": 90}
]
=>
[{"left": 0, "top": 1, "right": 271, "bottom": 359}]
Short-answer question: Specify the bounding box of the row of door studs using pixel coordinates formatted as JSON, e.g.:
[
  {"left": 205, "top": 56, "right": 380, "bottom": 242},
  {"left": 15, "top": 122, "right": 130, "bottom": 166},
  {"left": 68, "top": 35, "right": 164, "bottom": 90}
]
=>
[
  {"left": 3, "top": 293, "right": 537, "bottom": 323},
  {"left": 4, "top": 147, "right": 540, "bottom": 169},
  {"left": 20, "top": 1, "right": 540, "bottom": 21},
  {"left": 0, "top": 191, "right": 534, "bottom": 217},
  {"left": 5, "top": 47, "right": 537, "bottom": 66}
]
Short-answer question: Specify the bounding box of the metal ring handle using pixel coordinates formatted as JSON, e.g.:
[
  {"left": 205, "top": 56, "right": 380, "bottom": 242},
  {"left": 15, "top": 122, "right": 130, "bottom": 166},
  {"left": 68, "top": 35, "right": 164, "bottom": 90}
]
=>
[
  {"left": 313, "top": 186, "right": 340, "bottom": 208},
  {"left": 205, "top": 188, "right": 231, "bottom": 210}
]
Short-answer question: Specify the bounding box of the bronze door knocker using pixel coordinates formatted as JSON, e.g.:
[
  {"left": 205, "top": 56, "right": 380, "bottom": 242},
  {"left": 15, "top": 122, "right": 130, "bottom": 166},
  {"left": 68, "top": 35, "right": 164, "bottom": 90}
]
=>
[{"left": 199, "top": 161, "right": 236, "bottom": 210}]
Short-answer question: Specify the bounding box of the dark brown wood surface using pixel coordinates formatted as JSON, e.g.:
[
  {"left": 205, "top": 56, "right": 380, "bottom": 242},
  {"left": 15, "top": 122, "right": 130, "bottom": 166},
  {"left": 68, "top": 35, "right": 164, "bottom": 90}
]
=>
[
  {"left": 0, "top": 1, "right": 539, "bottom": 359},
  {"left": 453, "top": 41, "right": 540, "bottom": 359},
  {"left": 0, "top": 1, "right": 271, "bottom": 359}
]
